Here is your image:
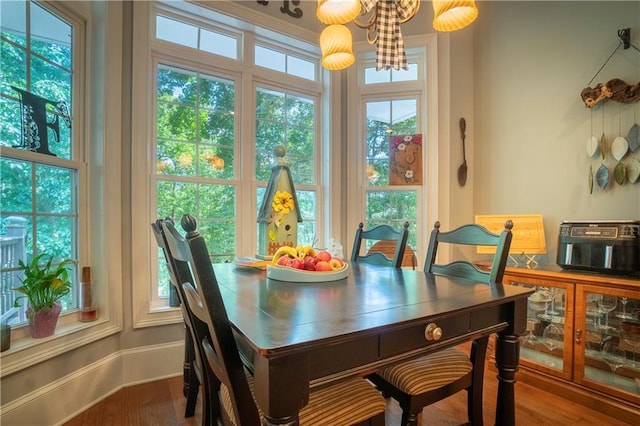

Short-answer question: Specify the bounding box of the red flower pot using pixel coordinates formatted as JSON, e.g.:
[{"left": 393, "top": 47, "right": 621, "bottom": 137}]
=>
[{"left": 27, "top": 303, "right": 62, "bottom": 338}]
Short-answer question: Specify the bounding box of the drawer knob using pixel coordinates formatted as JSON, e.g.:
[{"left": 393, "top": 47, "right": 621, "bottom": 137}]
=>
[{"left": 425, "top": 323, "right": 443, "bottom": 341}]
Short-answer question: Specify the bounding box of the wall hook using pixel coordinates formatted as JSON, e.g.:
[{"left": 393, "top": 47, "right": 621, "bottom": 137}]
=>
[{"left": 618, "top": 28, "right": 630, "bottom": 50}]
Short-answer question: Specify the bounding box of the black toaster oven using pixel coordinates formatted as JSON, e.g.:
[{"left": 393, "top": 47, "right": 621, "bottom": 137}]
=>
[{"left": 556, "top": 220, "right": 640, "bottom": 277}]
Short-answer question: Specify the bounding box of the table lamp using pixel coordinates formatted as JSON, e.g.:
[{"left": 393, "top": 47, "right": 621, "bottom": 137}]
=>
[{"left": 475, "top": 214, "right": 547, "bottom": 267}]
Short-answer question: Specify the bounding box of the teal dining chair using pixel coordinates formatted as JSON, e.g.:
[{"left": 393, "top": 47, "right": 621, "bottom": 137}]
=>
[
  {"left": 163, "top": 214, "right": 387, "bottom": 426},
  {"left": 351, "top": 221, "right": 410, "bottom": 268},
  {"left": 367, "top": 220, "right": 514, "bottom": 426}
]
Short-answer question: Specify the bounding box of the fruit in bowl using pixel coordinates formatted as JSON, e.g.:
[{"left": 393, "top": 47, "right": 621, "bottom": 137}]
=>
[{"left": 272, "top": 246, "right": 345, "bottom": 272}]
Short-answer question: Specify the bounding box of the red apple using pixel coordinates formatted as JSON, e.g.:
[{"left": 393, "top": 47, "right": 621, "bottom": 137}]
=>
[
  {"left": 288, "top": 258, "right": 304, "bottom": 270},
  {"left": 329, "top": 258, "right": 344, "bottom": 271},
  {"left": 316, "top": 251, "right": 332, "bottom": 262},
  {"left": 277, "top": 255, "right": 289, "bottom": 266},
  {"left": 315, "top": 260, "right": 332, "bottom": 272},
  {"left": 304, "top": 256, "right": 318, "bottom": 271}
]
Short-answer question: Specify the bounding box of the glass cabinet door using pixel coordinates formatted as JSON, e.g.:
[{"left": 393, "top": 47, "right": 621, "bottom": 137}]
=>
[
  {"left": 506, "top": 276, "right": 573, "bottom": 378},
  {"left": 576, "top": 285, "right": 640, "bottom": 401}
]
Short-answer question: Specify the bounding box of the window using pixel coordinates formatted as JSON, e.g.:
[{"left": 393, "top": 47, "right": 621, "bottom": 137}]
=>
[
  {"left": 347, "top": 41, "right": 438, "bottom": 266},
  {"left": 0, "top": 1, "right": 80, "bottom": 326},
  {"left": 132, "top": 1, "right": 324, "bottom": 323},
  {"left": 154, "top": 65, "right": 237, "bottom": 300},
  {"left": 255, "top": 87, "right": 319, "bottom": 248}
]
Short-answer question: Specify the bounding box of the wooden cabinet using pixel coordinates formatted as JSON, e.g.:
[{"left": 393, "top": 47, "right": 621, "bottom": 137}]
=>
[{"left": 497, "top": 266, "right": 640, "bottom": 424}]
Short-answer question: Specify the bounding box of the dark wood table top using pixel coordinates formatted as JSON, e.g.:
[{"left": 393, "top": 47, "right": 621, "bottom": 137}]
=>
[{"left": 214, "top": 262, "right": 532, "bottom": 358}]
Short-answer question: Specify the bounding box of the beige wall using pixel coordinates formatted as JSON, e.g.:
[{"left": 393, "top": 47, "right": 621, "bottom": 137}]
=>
[{"left": 473, "top": 1, "right": 640, "bottom": 265}]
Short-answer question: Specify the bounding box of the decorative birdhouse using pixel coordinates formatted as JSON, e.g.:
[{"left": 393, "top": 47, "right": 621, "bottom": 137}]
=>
[{"left": 256, "top": 146, "right": 302, "bottom": 260}]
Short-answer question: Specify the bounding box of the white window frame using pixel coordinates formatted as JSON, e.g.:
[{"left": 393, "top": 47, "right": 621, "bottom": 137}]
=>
[
  {"left": 0, "top": 0, "right": 123, "bottom": 376},
  {"left": 346, "top": 36, "right": 439, "bottom": 268},
  {"left": 131, "top": 0, "right": 326, "bottom": 328}
]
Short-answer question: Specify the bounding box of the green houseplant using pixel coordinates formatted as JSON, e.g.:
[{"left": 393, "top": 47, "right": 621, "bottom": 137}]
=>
[{"left": 13, "top": 253, "right": 75, "bottom": 338}]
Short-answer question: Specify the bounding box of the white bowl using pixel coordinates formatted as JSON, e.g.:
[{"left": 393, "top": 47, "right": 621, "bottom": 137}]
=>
[{"left": 266, "top": 263, "right": 349, "bottom": 282}]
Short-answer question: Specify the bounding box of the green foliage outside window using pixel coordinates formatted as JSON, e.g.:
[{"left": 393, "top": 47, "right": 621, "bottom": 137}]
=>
[{"left": 0, "top": 1, "right": 78, "bottom": 323}]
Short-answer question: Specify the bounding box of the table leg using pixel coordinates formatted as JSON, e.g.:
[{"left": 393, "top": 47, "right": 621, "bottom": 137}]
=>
[
  {"left": 494, "top": 331, "right": 520, "bottom": 426},
  {"left": 253, "top": 354, "right": 308, "bottom": 425}
]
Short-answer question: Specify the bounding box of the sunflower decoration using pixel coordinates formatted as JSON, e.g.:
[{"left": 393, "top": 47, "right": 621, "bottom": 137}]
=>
[{"left": 272, "top": 190, "right": 295, "bottom": 216}]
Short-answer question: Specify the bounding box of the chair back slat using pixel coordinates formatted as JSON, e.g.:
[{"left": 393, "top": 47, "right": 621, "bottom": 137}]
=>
[
  {"left": 424, "top": 220, "right": 513, "bottom": 284},
  {"left": 351, "top": 221, "right": 410, "bottom": 268},
  {"left": 161, "top": 215, "right": 261, "bottom": 425}
]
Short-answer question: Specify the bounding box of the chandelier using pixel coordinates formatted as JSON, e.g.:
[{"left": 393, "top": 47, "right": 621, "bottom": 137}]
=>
[{"left": 317, "top": 0, "right": 479, "bottom": 71}]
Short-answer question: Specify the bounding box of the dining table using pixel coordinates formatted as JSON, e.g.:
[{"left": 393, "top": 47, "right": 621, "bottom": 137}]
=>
[{"left": 213, "top": 261, "right": 534, "bottom": 425}]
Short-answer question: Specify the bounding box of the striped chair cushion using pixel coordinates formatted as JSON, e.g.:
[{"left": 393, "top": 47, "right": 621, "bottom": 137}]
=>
[
  {"left": 376, "top": 347, "right": 472, "bottom": 395},
  {"left": 221, "top": 369, "right": 387, "bottom": 425}
]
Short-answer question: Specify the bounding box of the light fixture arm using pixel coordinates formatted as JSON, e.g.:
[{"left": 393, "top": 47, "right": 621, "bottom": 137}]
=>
[
  {"left": 352, "top": 5, "right": 379, "bottom": 44},
  {"left": 353, "top": 0, "right": 420, "bottom": 45}
]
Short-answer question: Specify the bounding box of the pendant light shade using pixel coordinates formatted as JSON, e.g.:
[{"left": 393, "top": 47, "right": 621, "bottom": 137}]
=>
[
  {"left": 432, "top": 0, "right": 478, "bottom": 32},
  {"left": 320, "top": 24, "right": 355, "bottom": 70},
  {"left": 317, "top": 0, "right": 361, "bottom": 25}
]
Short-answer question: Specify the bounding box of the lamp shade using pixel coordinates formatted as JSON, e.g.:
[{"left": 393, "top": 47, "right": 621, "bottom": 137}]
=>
[
  {"left": 320, "top": 24, "right": 355, "bottom": 70},
  {"left": 432, "top": 0, "right": 478, "bottom": 32},
  {"left": 475, "top": 214, "right": 547, "bottom": 255},
  {"left": 317, "top": 0, "right": 361, "bottom": 25}
]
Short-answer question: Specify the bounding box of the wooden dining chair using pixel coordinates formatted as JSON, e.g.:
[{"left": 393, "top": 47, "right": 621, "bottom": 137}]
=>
[
  {"left": 351, "top": 221, "right": 410, "bottom": 268},
  {"left": 163, "top": 214, "right": 387, "bottom": 426},
  {"left": 152, "top": 219, "right": 217, "bottom": 426},
  {"left": 367, "top": 220, "right": 514, "bottom": 426}
]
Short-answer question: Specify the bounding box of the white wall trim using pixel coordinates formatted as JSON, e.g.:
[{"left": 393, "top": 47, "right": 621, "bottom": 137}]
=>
[{"left": 0, "top": 342, "right": 183, "bottom": 426}]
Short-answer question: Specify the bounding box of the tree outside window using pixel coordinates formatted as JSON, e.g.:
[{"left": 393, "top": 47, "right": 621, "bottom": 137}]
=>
[{"left": 0, "top": 0, "right": 79, "bottom": 325}]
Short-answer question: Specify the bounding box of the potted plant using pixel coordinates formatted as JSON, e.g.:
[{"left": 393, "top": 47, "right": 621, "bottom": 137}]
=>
[{"left": 13, "top": 253, "right": 75, "bottom": 338}]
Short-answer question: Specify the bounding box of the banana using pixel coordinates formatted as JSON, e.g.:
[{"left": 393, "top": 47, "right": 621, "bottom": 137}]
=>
[
  {"left": 272, "top": 245, "right": 317, "bottom": 265},
  {"left": 304, "top": 246, "right": 316, "bottom": 258},
  {"left": 272, "top": 246, "right": 298, "bottom": 264},
  {"left": 296, "top": 245, "right": 316, "bottom": 259}
]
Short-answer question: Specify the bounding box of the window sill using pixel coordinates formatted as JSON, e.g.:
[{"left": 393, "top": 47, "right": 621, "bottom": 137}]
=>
[{"left": 0, "top": 316, "right": 121, "bottom": 378}]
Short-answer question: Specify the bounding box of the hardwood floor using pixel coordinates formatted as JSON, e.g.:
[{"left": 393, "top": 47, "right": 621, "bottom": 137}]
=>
[{"left": 64, "top": 371, "right": 633, "bottom": 426}]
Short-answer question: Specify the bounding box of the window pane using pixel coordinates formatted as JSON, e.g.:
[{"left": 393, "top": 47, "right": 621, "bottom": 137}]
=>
[
  {"left": 0, "top": 158, "right": 32, "bottom": 213},
  {"left": 31, "top": 2, "right": 72, "bottom": 69},
  {"left": 1, "top": 0, "right": 26, "bottom": 48},
  {"left": 365, "top": 99, "right": 417, "bottom": 186},
  {"left": 392, "top": 63, "right": 418, "bottom": 82},
  {"left": 157, "top": 65, "right": 236, "bottom": 180},
  {"left": 255, "top": 88, "right": 315, "bottom": 185},
  {"left": 255, "top": 45, "right": 285, "bottom": 73},
  {"left": 156, "top": 15, "right": 198, "bottom": 49},
  {"left": 287, "top": 55, "right": 315, "bottom": 81},
  {"left": 200, "top": 29, "right": 237, "bottom": 59},
  {"left": 157, "top": 181, "right": 236, "bottom": 260},
  {"left": 365, "top": 63, "right": 418, "bottom": 84},
  {"left": 296, "top": 190, "right": 317, "bottom": 247},
  {"left": 157, "top": 180, "right": 197, "bottom": 220},
  {"left": 36, "top": 164, "right": 74, "bottom": 213},
  {"left": 365, "top": 67, "right": 390, "bottom": 84}
]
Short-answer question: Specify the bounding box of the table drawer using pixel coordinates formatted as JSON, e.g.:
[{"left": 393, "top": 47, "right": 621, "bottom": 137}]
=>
[{"left": 379, "top": 312, "right": 471, "bottom": 358}]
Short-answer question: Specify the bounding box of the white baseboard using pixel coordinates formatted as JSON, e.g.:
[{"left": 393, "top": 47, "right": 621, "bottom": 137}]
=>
[{"left": 0, "top": 341, "right": 183, "bottom": 426}]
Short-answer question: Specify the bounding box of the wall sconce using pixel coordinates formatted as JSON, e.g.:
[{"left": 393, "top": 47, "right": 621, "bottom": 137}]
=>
[
  {"left": 475, "top": 214, "right": 547, "bottom": 268},
  {"left": 432, "top": 0, "right": 479, "bottom": 32}
]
